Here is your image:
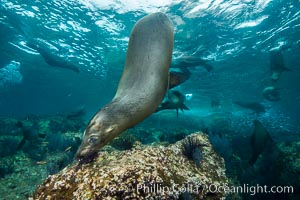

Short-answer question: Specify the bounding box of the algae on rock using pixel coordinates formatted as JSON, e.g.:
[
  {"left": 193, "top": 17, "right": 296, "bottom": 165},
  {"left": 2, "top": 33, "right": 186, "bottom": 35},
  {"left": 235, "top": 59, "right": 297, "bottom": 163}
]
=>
[{"left": 34, "top": 133, "right": 228, "bottom": 199}]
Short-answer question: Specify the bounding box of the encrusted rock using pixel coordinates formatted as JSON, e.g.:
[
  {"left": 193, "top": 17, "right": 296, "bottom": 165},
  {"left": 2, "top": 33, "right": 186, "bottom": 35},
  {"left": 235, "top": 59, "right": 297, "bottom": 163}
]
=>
[{"left": 34, "top": 133, "right": 228, "bottom": 199}]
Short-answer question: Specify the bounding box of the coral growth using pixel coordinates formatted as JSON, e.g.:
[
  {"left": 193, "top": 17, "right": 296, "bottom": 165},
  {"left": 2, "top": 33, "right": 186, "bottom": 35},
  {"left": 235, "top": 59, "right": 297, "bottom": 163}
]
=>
[{"left": 34, "top": 133, "right": 228, "bottom": 199}]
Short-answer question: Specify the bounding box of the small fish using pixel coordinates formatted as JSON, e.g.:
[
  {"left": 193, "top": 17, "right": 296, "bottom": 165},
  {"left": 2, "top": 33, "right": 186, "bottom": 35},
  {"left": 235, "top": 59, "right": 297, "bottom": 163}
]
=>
[
  {"left": 64, "top": 146, "right": 72, "bottom": 152},
  {"left": 36, "top": 161, "right": 47, "bottom": 165},
  {"left": 41, "top": 141, "right": 49, "bottom": 145}
]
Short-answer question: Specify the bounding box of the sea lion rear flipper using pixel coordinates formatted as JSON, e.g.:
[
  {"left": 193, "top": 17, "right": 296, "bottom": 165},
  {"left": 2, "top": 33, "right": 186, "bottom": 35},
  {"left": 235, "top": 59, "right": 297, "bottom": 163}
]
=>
[
  {"left": 202, "top": 63, "right": 213, "bottom": 72},
  {"left": 169, "top": 71, "right": 189, "bottom": 89},
  {"left": 72, "top": 67, "right": 80, "bottom": 73},
  {"left": 155, "top": 106, "right": 163, "bottom": 113},
  {"left": 16, "top": 121, "right": 23, "bottom": 128},
  {"left": 154, "top": 108, "right": 160, "bottom": 113},
  {"left": 181, "top": 103, "right": 190, "bottom": 110},
  {"left": 249, "top": 153, "right": 259, "bottom": 166},
  {"left": 17, "top": 137, "right": 26, "bottom": 150}
]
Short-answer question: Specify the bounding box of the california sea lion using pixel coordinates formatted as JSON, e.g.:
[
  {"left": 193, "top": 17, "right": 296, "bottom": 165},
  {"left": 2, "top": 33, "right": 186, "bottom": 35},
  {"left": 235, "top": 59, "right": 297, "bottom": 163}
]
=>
[
  {"left": 156, "top": 90, "right": 189, "bottom": 117},
  {"left": 168, "top": 56, "right": 213, "bottom": 88},
  {"left": 233, "top": 101, "right": 266, "bottom": 113},
  {"left": 249, "top": 120, "right": 273, "bottom": 165},
  {"left": 75, "top": 13, "right": 174, "bottom": 161},
  {"left": 270, "top": 48, "right": 291, "bottom": 82},
  {"left": 27, "top": 38, "right": 80, "bottom": 73},
  {"left": 262, "top": 86, "right": 280, "bottom": 101},
  {"left": 172, "top": 56, "right": 213, "bottom": 72},
  {"left": 16, "top": 121, "right": 46, "bottom": 150}
]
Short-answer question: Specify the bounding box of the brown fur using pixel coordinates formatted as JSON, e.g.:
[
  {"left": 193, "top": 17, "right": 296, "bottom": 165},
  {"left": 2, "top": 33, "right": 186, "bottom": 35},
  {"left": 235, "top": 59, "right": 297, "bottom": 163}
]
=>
[{"left": 76, "top": 13, "right": 174, "bottom": 161}]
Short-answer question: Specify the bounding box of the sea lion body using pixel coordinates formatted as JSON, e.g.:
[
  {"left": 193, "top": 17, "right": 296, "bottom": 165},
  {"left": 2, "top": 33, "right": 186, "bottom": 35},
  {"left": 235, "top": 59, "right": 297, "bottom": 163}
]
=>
[
  {"left": 249, "top": 120, "right": 273, "bottom": 165},
  {"left": 156, "top": 90, "right": 189, "bottom": 117},
  {"left": 168, "top": 56, "right": 213, "bottom": 89},
  {"left": 270, "top": 49, "right": 290, "bottom": 82},
  {"left": 27, "top": 38, "right": 80, "bottom": 73},
  {"left": 172, "top": 56, "right": 213, "bottom": 72},
  {"left": 233, "top": 101, "right": 266, "bottom": 113},
  {"left": 76, "top": 13, "right": 174, "bottom": 160}
]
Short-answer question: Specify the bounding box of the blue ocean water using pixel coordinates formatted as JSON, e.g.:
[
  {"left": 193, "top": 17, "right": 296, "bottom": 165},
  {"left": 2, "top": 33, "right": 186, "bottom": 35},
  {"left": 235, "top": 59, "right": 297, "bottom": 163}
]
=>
[
  {"left": 0, "top": 0, "right": 300, "bottom": 199},
  {"left": 1, "top": 0, "right": 299, "bottom": 138}
]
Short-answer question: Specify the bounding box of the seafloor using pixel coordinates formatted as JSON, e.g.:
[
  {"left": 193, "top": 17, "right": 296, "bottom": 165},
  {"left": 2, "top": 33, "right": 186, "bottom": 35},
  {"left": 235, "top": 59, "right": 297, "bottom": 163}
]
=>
[{"left": 0, "top": 114, "right": 299, "bottom": 199}]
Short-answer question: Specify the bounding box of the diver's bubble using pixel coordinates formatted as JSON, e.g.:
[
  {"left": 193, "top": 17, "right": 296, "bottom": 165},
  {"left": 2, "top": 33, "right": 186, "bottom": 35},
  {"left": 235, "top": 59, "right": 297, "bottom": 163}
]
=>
[
  {"left": 0, "top": 61, "right": 23, "bottom": 88},
  {"left": 185, "top": 93, "right": 193, "bottom": 101}
]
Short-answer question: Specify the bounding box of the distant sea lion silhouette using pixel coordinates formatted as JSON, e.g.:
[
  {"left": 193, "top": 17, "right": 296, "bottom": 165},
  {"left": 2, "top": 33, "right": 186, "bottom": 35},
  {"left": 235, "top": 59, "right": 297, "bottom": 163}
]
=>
[
  {"left": 233, "top": 101, "right": 266, "bottom": 113},
  {"left": 27, "top": 38, "right": 80, "bottom": 73},
  {"left": 169, "top": 56, "right": 213, "bottom": 88},
  {"left": 270, "top": 48, "right": 291, "bottom": 82},
  {"left": 156, "top": 90, "right": 189, "bottom": 117},
  {"left": 16, "top": 121, "right": 46, "bottom": 150},
  {"left": 75, "top": 13, "right": 174, "bottom": 162},
  {"left": 249, "top": 120, "right": 273, "bottom": 165},
  {"left": 262, "top": 86, "right": 280, "bottom": 101},
  {"left": 172, "top": 56, "right": 213, "bottom": 72},
  {"left": 211, "top": 95, "right": 221, "bottom": 108}
]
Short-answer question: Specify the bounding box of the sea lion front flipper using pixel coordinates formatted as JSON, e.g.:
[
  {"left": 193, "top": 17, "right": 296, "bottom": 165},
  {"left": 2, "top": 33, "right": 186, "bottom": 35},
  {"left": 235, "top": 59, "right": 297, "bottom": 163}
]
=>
[
  {"left": 283, "top": 66, "right": 292, "bottom": 71},
  {"left": 202, "top": 63, "right": 214, "bottom": 72}
]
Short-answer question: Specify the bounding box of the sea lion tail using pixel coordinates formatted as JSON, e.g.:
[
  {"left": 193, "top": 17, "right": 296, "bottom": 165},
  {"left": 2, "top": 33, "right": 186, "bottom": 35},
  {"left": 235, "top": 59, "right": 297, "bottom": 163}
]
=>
[
  {"left": 16, "top": 121, "right": 23, "bottom": 128},
  {"left": 249, "top": 154, "right": 258, "bottom": 166}
]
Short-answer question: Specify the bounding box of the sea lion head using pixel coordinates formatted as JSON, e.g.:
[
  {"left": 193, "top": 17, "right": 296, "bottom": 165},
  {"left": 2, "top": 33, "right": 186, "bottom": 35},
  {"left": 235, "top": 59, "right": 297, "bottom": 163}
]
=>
[
  {"left": 271, "top": 72, "right": 280, "bottom": 82},
  {"left": 75, "top": 116, "right": 118, "bottom": 162}
]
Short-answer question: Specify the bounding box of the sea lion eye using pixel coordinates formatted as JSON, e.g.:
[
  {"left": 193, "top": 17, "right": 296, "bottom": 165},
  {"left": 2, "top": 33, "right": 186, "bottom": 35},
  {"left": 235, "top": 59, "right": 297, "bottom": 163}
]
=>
[{"left": 89, "top": 137, "right": 97, "bottom": 144}]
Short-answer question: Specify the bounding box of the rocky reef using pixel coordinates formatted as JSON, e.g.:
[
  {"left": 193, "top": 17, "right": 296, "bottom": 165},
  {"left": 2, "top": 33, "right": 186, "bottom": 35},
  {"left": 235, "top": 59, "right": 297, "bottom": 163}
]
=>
[
  {"left": 34, "top": 133, "right": 228, "bottom": 199},
  {"left": 277, "top": 141, "right": 300, "bottom": 198},
  {"left": 0, "top": 114, "right": 85, "bottom": 199}
]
